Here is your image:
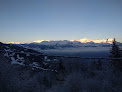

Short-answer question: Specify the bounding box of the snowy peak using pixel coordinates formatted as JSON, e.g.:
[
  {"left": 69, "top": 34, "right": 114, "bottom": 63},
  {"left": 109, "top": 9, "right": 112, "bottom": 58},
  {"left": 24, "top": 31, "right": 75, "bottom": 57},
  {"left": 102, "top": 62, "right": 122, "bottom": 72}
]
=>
[
  {"left": 32, "top": 38, "right": 114, "bottom": 45},
  {"left": 70, "top": 38, "right": 114, "bottom": 44},
  {"left": 6, "top": 38, "right": 114, "bottom": 45}
]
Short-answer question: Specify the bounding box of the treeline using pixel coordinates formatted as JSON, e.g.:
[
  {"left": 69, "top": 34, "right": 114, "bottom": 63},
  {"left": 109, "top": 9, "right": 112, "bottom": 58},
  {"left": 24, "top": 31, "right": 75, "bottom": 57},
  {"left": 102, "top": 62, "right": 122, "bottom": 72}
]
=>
[{"left": 0, "top": 39, "right": 122, "bottom": 92}]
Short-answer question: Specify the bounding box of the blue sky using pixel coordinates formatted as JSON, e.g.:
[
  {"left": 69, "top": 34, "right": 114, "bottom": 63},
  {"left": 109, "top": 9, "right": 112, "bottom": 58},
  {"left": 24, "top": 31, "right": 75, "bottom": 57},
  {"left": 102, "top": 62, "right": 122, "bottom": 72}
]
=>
[{"left": 0, "top": 0, "right": 122, "bottom": 43}]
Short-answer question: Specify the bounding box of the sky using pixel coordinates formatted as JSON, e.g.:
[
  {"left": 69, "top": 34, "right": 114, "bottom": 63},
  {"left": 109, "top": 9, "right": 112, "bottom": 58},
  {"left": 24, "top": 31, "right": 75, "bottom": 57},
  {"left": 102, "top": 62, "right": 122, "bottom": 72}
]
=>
[{"left": 0, "top": 0, "right": 122, "bottom": 43}]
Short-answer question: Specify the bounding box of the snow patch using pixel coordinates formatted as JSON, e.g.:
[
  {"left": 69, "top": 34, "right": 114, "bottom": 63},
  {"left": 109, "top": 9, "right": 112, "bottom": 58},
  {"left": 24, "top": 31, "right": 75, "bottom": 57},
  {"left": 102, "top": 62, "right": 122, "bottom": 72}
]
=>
[{"left": 4, "top": 53, "right": 9, "bottom": 57}]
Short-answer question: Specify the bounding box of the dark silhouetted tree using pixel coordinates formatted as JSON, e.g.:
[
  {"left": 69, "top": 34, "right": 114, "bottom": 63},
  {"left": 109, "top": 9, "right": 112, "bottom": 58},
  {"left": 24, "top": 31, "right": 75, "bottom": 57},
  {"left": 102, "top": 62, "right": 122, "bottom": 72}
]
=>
[
  {"left": 110, "top": 38, "right": 121, "bottom": 58},
  {"left": 96, "top": 59, "right": 102, "bottom": 70},
  {"left": 110, "top": 38, "right": 122, "bottom": 73},
  {"left": 56, "top": 59, "right": 65, "bottom": 81},
  {"left": 89, "top": 61, "right": 96, "bottom": 78}
]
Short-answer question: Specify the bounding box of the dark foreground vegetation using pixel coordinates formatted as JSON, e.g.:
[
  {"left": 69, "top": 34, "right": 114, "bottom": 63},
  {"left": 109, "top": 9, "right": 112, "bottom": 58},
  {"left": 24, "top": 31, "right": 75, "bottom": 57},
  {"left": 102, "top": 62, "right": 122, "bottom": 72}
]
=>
[{"left": 0, "top": 39, "right": 122, "bottom": 92}]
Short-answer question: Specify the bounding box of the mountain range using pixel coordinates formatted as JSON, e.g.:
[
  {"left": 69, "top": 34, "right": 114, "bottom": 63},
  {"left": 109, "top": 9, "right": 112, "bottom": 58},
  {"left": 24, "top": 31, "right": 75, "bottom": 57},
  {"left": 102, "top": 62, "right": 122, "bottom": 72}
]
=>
[
  {"left": 8, "top": 38, "right": 115, "bottom": 44},
  {"left": 4, "top": 38, "right": 122, "bottom": 50}
]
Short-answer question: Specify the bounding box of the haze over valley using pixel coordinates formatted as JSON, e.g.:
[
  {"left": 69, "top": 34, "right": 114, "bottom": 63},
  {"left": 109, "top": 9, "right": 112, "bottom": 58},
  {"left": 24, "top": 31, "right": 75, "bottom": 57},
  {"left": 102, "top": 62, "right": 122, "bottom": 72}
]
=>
[{"left": 0, "top": 0, "right": 122, "bottom": 92}]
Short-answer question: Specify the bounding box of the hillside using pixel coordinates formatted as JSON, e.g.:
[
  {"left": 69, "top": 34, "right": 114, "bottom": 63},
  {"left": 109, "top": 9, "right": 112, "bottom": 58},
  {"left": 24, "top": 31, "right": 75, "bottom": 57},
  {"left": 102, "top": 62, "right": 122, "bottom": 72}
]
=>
[{"left": 0, "top": 42, "right": 122, "bottom": 92}]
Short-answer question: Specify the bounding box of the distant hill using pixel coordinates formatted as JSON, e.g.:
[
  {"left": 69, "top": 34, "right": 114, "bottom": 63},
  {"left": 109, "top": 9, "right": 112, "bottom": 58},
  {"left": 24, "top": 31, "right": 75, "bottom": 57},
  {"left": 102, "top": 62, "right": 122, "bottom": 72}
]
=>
[
  {"left": 0, "top": 42, "right": 59, "bottom": 71},
  {"left": 14, "top": 40, "right": 122, "bottom": 50}
]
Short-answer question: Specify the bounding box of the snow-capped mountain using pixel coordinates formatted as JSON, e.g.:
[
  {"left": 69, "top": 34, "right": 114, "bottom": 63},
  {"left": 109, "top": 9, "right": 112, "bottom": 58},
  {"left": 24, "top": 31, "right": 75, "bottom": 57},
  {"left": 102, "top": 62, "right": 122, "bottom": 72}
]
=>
[
  {"left": 6, "top": 38, "right": 122, "bottom": 50},
  {"left": 30, "top": 38, "right": 114, "bottom": 47},
  {"left": 11, "top": 38, "right": 122, "bottom": 51},
  {"left": 33, "top": 38, "right": 114, "bottom": 44}
]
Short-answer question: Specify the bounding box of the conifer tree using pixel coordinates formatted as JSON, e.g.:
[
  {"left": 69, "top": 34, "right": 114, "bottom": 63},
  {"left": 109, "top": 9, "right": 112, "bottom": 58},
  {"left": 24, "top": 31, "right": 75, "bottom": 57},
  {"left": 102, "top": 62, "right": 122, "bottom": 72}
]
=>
[
  {"left": 110, "top": 38, "right": 121, "bottom": 58},
  {"left": 56, "top": 59, "right": 65, "bottom": 81},
  {"left": 110, "top": 38, "right": 122, "bottom": 73},
  {"left": 89, "top": 61, "right": 96, "bottom": 78},
  {"left": 96, "top": 59, "right": 102, "bottom": 70}
]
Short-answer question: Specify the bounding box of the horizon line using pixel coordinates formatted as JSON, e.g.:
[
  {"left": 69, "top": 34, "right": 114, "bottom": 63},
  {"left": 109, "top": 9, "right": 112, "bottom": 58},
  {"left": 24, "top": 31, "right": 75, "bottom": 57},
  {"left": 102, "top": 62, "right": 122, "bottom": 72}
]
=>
[{"left": 1, "top": 38, "right": 120, "bottom": 44}]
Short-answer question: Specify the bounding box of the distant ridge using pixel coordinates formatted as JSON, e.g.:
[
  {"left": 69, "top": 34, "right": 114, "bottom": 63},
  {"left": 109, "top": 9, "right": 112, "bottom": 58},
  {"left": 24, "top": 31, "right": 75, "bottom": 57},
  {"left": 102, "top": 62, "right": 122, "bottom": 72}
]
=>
[{"left": 33, "top": 38, "right": 114, "bottom": 44}]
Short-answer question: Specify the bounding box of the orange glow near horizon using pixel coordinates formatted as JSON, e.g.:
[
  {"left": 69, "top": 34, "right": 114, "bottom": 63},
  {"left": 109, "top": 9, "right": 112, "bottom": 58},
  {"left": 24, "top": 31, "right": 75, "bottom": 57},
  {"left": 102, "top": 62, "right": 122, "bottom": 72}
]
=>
[{"left": 5, "top": 38, "right": 114, "bottom": 44}]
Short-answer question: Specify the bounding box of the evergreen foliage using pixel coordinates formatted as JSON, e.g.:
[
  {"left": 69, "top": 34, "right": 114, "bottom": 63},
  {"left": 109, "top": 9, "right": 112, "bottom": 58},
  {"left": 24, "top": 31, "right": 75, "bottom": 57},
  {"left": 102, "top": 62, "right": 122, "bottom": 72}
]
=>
[
  {"left": 56, "top": 59, "right": 65, "bottom": 81},
  {"left": 110, "top": 38, "right": 121, "bottom": 58},
  {"left": 110, "top": 38, "right": 122, "bottom": 72}
]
